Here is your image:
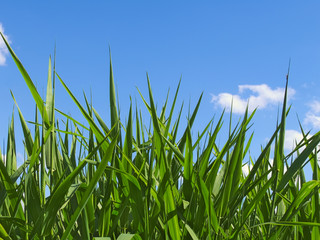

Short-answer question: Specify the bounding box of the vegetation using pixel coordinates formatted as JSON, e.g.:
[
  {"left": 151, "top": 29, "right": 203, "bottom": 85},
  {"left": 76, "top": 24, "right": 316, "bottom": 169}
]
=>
[{"left": 0, "top": 33, "right": 320, "bottom": 240}]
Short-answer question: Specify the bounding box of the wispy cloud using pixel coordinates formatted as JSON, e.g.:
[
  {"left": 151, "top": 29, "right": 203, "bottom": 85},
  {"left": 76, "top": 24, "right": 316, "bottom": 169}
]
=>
[
  {"left": 211, "top": 84, "right": 295, "bottom": 114},
  {"left": 0, "top": 23, "right": 10, "bottom": 66},
  {"left": 304, "top": 100, "right": 320, "bottom": 130}
]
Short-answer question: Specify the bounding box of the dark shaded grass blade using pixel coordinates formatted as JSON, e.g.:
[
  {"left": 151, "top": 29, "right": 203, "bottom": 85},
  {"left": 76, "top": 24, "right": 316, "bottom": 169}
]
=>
[
  {"left": 31, "top": 134, "right": 109, "bottom": 237},
  {"left": 198, "top": 177, "right": 220, "bottom": 233},
  {"left": 231, "top": 174, "right": 276, "bottom": 239},
  {"left": 269, "top": 180, "right": 320, "bottom": 240},
  {"left": 0, "top": 150, "right": 24, "bottom": 220},
  {"left": 61, "top": 136, "right": 118, "bottom": 240},
  {"left": 0, "top": 222, "right": 12, "bottom": 240}
]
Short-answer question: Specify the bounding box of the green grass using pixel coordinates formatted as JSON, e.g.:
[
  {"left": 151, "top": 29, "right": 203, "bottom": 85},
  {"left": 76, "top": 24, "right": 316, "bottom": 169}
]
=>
[{"left": 1, "top": 33, "right": 320, "bottom": 240}]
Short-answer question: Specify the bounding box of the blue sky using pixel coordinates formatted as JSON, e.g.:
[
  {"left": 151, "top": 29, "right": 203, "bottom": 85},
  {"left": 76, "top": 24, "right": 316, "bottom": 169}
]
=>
[{"left": 1, "top": 2, "right": 320, "bottom": 170}]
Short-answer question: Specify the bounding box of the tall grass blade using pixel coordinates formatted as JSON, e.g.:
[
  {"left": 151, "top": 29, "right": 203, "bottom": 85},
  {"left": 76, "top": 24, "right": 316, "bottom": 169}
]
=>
[{"left": 0, "top": 33, "right": 49, "bottom": 126}]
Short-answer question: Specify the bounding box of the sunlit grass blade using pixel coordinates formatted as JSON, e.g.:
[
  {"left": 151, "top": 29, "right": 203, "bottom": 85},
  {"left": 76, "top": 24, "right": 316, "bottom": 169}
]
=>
[
  {"left": 6, "top": 112, "right": 16, "bottom": 176},
  {"left": 11, "top": 91, "right": 34, "bottom": 156},
  {"left": 0, "top": 32, "right": 49, "bottom": 126},
  {"left": 109, "top": 51, "right": 119, "bottom": 139},
  {"left": 0, "top": 222, "right": 12, "bottom": 240}
]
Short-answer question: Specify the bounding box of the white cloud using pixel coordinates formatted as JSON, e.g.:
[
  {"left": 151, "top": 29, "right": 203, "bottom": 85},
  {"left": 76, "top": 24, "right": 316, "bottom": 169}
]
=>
[
  {"left": 242, "top": 163, "right": 252, "bottom": 177},
  {"left": 211, "top": 84, "right": 295, "bottom": 114},
  {"left": 308, "top": 100, "right": 320, "bottom": 114},
  {"left": 211, "top": 93, "right": 248, "bottom": 114},
  {"left": 304, "top": 100, "right": 320, "bottom": 130},
  {"left": 284, "top": 130, "right": 304, "bottom": 151},
  {"left": 304, "top": 113, "right": 320, "bottom": 129},
  {"left": 0, "top": 23, "right": 10, "bottom": 66}
]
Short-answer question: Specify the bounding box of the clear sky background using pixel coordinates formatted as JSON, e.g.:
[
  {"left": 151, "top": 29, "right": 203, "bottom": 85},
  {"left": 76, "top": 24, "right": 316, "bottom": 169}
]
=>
[{"left": 1, "top": 2, "right": 320, "bottom": 172}]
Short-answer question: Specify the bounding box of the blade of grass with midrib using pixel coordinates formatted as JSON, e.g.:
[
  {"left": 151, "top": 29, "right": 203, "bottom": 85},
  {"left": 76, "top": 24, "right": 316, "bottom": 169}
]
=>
[
  {"left": 109, "top": 51, "right": 119, "bottom": 139},
  {"left": 6, "top": 112, "right": 16, "bottom": 176},
  {"left": 45, "top": 56, "right": 56, "bottom": 173},
  {"left": 11, "top": 91, "right": 34, "bottom": 156}
]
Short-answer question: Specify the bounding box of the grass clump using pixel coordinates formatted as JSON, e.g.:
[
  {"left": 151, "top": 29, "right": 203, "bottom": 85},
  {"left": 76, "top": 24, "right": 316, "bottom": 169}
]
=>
[{"left": 0, "top": 33, "right": 320, "bottom": 240}]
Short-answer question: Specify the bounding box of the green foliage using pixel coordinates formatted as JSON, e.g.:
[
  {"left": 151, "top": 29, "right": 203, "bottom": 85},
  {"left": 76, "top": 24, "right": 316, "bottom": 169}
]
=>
[{"left": 1, "top": 33, "right": 320, "bottom": 239}]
